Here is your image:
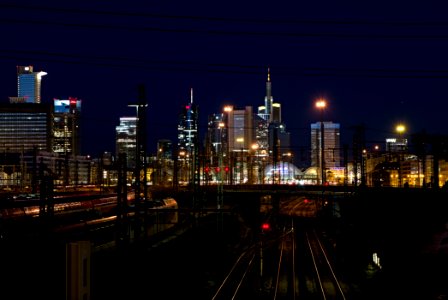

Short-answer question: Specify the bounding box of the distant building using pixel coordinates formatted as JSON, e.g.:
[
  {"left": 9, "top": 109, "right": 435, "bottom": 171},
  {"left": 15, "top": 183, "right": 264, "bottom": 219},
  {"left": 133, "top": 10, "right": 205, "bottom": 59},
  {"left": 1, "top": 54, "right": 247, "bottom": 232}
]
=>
[
  {"left": 9, "top": 65, "right": 47, "bottom": 104},
  {"left": 227, "top": 105, "right": 254, "bottom": 153},
  {"left": 0, "top": 102, "right": 52, "bottom": 154},
  {"left": 177, "top": 88, "right": 199, "bottom": 185},
  {"left": 115, "top": 116, "right": 137, "bottom": 169},
  {"left": 311, "top": 121, "right": 341, "bottom": 169},
  {"left": 157, "top": 139, "right": 173, "bottom": 160},
  {"left": 154, "top": 139, "right": 173, "bottom": 186},
  {"left": 386, "top": 137, "right": 408, "bottom": 152},
  {"left": 257, "top": 68, "right": 291, "bottom": 164},
  {"left": 53, "top": 97, "right": 81, "bottom": 156},
  {"left": 206, "top": 113, "right": 225, "bottom": 164}
]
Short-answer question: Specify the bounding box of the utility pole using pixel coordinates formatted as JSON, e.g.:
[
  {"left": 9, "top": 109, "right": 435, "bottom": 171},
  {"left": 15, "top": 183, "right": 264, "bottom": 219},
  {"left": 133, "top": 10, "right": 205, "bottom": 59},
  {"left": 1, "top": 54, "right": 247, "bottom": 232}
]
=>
[
  {"left": 116, "top": 153, "right": 129, "bottom": 246},
  {"left": 352, "top": 124, "right": 366, "bottom": 186},
  {"left": 128, "top": 84, "right": 148, "bottom": 242}
]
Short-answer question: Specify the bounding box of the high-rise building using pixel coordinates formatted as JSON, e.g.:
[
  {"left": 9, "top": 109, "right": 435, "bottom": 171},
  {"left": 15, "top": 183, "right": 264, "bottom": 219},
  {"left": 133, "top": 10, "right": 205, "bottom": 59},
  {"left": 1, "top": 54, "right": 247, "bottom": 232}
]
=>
[
  {"left": 177, "top": 88, "right": 199, "bottom": 185},
  {"left": 227, "top": 105, "right": 254, "bottom": 153},
  {"left": 115, "top": 116, "right": 137, "bottom": 169},
  {"left": 226, "top": 105, "right": 254, "bottom": 183},
  {"left": 206, "top": 113, "right": 228, "bottom": 168},
  {"left": 9, "top": 65, "right": 47, "bottom": 104},
  {"left": 53, "top": 97, "right": 81, "bottom": 156},
  {"left": 256, "top": 68, "right": 291, "bottom": 162},
  {"left": 311, "top": 121, "right": 341, "bottom": 169},
  {"left": 0, "top": 102, "right": 52, "bottom": 154}
]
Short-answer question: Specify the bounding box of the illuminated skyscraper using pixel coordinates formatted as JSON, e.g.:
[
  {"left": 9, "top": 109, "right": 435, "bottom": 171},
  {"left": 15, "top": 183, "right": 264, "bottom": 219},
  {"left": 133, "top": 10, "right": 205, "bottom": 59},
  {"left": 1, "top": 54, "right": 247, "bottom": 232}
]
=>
[
  {"left": 257, "top": 68, "right": 290, "bottom": 163},
  {"left": 115, "top": 116, "right": 137, "bottom": 169},
  {"left": 226, "top": 105, "right": 255, "bottom": 184},
  {"left": 227, "top": 106, "right": 254, "bottom": 153},
  {"left": 177, "top": 88, "right": 199, "bottom": 185},
  {"left": 311, "top": 121, "right": 341, "bottom": 169},
  {"left": 206, "top": 113, "right": 228, "bottom": 168},
  {"left": 11, "top": 65, "right": 47, "bottom": 104},
  {"left": 53, "top": 97, "right": 81, "bottom": 156},
  {"left": 0, "top": 102, "right": 52, "bottom": 153}
]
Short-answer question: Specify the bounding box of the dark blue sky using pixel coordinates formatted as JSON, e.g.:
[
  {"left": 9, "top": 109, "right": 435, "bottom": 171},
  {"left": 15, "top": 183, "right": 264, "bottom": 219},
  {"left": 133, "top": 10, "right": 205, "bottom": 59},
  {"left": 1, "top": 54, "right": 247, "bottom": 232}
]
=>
[{"left": 1, "top": 1, "right": 448, "bottom": 159}]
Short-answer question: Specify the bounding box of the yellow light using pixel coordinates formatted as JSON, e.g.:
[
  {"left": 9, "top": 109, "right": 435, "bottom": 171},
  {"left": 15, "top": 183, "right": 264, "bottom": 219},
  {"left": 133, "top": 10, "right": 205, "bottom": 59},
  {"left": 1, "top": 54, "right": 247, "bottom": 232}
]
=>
[
  {"left": 315, "top": 99, "right": 326, "bottom": 109},
  {"left": 223, "top": 106, "right": 233, "bottom": 112},
  {"left": 396, "top": 124, "right": 406, "bottom": 134}
]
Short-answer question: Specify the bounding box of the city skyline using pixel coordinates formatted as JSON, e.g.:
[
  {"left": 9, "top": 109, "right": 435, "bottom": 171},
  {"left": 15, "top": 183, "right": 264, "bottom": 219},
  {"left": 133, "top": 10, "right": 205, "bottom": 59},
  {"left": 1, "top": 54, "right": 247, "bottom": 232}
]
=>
[{"left": 1, "top": 2, "right": 448, "bottom": 158}]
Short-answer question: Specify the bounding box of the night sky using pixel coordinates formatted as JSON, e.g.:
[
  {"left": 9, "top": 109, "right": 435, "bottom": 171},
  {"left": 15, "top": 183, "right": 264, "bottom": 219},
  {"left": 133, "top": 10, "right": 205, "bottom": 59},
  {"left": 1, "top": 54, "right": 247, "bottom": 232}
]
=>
[{"left": 1, "top": 1, "right": 448, "bottom": 160}]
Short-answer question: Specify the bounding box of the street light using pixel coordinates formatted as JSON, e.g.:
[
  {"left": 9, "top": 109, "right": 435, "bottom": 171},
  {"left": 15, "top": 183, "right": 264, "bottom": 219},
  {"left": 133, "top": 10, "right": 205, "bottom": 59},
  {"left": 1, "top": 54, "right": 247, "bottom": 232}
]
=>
[
  {"left": 396, "top": 124, "right": 406, "bottom": 135},
  {"left": 315, "top": 99, "right": 326, "bottom": 185},
  {"left": 396, "top": 123, "right": 406, "bottom": 187}
]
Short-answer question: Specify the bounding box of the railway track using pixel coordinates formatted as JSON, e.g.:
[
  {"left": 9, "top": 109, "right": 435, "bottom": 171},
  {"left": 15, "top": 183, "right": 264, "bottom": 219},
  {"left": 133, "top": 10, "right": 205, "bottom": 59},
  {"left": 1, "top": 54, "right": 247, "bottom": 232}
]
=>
[{"left": 211, "top": 195, "right": 354, "bottom": 299}]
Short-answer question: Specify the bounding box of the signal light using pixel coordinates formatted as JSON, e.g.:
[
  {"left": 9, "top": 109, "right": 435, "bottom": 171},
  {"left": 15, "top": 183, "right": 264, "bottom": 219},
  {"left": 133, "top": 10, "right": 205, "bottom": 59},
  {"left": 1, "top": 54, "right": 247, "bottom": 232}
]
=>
[
  {"left": 215, "top": 167, "right": 221, "bottom": 172},
  {"left": 204, "top": 166, "right": 210, "bottom": 173},
  {"left": 224, "top": 166, "right": 229, "bottom": 172},
  {"left": 261, "top": 223, "right": 270, "bottom": 231}
]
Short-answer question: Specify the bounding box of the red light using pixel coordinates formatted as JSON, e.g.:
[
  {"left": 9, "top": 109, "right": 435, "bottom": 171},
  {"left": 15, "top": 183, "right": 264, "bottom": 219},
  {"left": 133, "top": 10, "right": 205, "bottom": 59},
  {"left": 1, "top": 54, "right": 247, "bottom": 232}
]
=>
[
  {"left": 215, "top": 167, "right": 221, "bottom": 172},
  {"left": 304, "top": 199, "right": 309, "bottom": 203},
  {"left": 204, "top": 167, "right": 210, "bottom": 173},
  {"left": 224, "top": 166, "right": 229, "bottom": 172},
  {"left": 261, "top": 223, "right": 270, "bottom": 230},
  {"left": 186, "top": 105, "right": 190, "bottom": 109}
]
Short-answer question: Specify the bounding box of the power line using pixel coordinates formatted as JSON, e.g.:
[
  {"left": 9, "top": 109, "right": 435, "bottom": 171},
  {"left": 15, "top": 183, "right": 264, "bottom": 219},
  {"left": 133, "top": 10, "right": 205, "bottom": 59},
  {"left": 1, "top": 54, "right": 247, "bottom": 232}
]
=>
[
  {"left": 2, "top": 3, "right": 448, "bottom": 28},
  {"left": 2, "top": 50, "right": 448, "bottom": 79},
  {"left": 2, "top": 17, "right": 448, "bottom": 40}
]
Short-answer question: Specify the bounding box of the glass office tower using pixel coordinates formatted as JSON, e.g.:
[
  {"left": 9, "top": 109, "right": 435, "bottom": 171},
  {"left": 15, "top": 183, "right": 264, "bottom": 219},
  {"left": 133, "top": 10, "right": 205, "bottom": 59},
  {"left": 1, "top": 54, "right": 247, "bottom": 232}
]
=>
[
  {"left": 53, "top": 97, "right": 82, "bottom": 156},
  {"left": 311, "top": 121, "right": 341, "bottom": 169},
  {"left": 177, "top": 89, "right": 199, "bottom": 185},
  {"left": 115, "top": 116, "right": 137, "bottom": 169},
  {"left": 16, "top": 65, "right": 47, "bottom": 104}
]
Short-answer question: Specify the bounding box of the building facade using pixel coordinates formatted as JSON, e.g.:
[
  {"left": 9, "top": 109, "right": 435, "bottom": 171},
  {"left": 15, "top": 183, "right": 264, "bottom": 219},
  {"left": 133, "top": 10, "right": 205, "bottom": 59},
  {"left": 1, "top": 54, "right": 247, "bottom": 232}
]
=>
[
  {"left": 115, "top": 116, "right": 137, "bottom": 169},
  {"left": 257, "top": 69, "right": 291, "bottom": 166},
  {"left": 0, "top": 102, "right": 52, "bottom": 154},
  {"left": 311, "top": 122, "right": 341, "bottom": 183},
  {"left": 10, "top": 65, "right": 47, "bottom": 104},
  {"left": 53, "top": 97, "right": 81, "bottom": 156},
  {"left": 177, "top": 88, "right": 199, "bottom": 185}
]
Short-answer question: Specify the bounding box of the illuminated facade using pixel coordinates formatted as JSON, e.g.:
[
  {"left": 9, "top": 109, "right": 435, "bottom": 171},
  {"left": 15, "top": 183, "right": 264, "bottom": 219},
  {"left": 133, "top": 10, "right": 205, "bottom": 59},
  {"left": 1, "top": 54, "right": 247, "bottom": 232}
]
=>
[
  {"left": 0, "top": 103, "right": 52, "bottom": 154},
  {"left": 311, "top": 122, "right": 341, "bottom": 169},
  {"left": 204, "top": 113, "right": 230, "bottom": 183},
  {"left": 11, "top": 65, "right": 47, "bottom": 104},
  {"left": 177, "top": 88, "right": 199, "bottom": 184},
  {"left": 53, "top": 97, "right": 81, "bottom": 156},
  {"left": 257, "top": 68, "right": 291, "bottom": 164},
  {"left": 115, "top": 116, "right": 137, "bottom": 169}
]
